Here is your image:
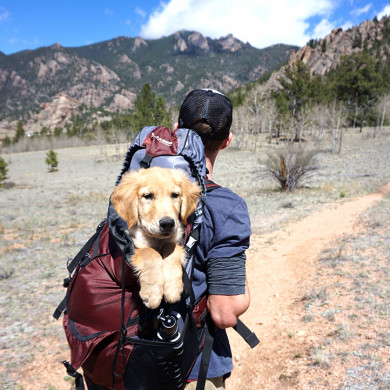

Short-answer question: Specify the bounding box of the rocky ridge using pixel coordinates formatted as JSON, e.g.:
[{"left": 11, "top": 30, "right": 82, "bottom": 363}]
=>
[{"left": 267, "top": 17, "right": 390, "bottom": 89}]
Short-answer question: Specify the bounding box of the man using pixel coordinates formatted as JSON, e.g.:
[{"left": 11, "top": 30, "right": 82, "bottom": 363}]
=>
[
  {"left": 72, "top": 89, "right": 250, "bottom": 390},
  {"left": 177, "top": 89, "right": 251, "bottom": 389}
]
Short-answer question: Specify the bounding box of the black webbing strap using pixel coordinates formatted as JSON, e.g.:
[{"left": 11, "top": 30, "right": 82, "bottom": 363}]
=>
[
  {"left": 67, "top": 219, "right": 106, "bottom": 275},
  {"left": 182, "top": 265, "right": 196, "bottom": 306},
  {"left": 63, "top": 361, "right": 85, "bottom": 390},
  {"left": 204, "top": 179, "right": 221, "bottom": 192},
  {"left": 233, "top": 319, "right": 260, "bottom": 348},
  {"left": 195, "top": 318, "right": 215, "bottom": 390},
  {"left": 53, "top": 297, "right": 67, "bottom": 320},
  {"left": 53, "top": 220, "right": 106, "bottom": 320},
  {"left": 140, "top": 154, "right": 153, "bottom": 168}
]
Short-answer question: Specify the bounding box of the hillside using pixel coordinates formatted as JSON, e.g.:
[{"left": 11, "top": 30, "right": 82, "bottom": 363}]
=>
[
  {"left": 267, "top": 16, "right": 390, "bottom": 89},
  {"left": 0, "top": 31, "right": 296, "bottom": 123}
]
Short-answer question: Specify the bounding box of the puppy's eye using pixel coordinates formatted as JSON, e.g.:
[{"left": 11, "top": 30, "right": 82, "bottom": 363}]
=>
[
  {"left": 143, "top": 193, "right": 154, "bottom": 200},
  {"left": 171, "top": 192, "right": 179, "bottom": 199}
]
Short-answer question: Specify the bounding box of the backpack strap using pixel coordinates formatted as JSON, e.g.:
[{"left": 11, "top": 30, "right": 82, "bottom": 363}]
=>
[
  {"left": 204, "top": 179, "right": 221, "bottom": 192},
  {"left": 195, "top": 317, "right": 215, "bottom": 390},
  {"left": 53, "top": 219, "right": 106, "bottom": 320},
  {"left": 63, "top": 361, "right": 85, "bottom": 390},
  {"left": 183, "top": 179, "right": 220, "bottom": 275},
  {"left": 234, "top": 319, "right": 260, "bottom": 348}
]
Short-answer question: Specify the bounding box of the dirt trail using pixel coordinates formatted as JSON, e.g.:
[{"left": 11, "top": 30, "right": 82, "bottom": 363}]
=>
[{"left": 226, "top": 183, "right": 390, "bottom": 389}]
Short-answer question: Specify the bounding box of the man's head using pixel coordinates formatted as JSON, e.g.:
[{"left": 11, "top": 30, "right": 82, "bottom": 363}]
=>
[{"left": 178, "top": 89, "right": 233, "bottom": 152}]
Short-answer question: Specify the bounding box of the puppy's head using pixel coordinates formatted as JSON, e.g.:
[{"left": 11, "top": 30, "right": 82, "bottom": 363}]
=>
[{"left": 111, "top": 167, "right": 201, "bottom": 239}]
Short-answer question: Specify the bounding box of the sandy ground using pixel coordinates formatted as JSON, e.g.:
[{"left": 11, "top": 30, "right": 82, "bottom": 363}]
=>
[{"left": 226, "top": 183, "right": 390, "bottom": 390}]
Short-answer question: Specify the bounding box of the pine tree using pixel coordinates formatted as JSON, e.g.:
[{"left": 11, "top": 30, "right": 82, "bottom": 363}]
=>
[
  {"left": 275, "top": 60, "right": 312, "bottom": 119},
  {"left": 2, "top": 136, "right": 11, "bottom": 147},
  {"left": 13, "top": 120, "right": 25, "bottom": 143},
  {"left": 321, "top": 39, "right": 327, "bottom": 53},
  {"left": 133, "top": 83, "right": 156, "bottom": 130},
  {"left": 154, "top": 96, "right": 171, "bottom": 127},
  {"left": 132, "top": 83, "right": 171, "bottom": 130},
  {"left": 329, "top": 53, "right": 382, "bottom": 130},
  {"left": 45, "top": 149, "right": 59, "bottom": 172},
  {"left": 352, "top": 33, "right": 362, "bottom": 49},
  {"left": 0, "top": 156, "right": 8, "bottom": 189}
]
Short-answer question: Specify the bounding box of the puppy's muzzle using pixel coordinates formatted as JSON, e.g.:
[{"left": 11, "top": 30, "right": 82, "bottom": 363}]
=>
[{"left": 159, "top": 217, "right": 175, "bottom": 234}]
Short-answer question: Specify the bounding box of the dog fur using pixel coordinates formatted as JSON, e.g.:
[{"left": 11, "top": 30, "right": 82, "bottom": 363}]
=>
[{"left": 111, "top": 167, "right": 201, "bottom": 309}]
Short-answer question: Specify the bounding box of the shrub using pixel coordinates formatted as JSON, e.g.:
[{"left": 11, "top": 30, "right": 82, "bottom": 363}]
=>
[
  {"left": 265, "top": 147, "right": 319, "bottom": 191},
  {"left": 0, "top": 156, "right": 9, "bottom": 189},
  {"left": 45, "top": 149, "right": 59, "bottom": 172}
]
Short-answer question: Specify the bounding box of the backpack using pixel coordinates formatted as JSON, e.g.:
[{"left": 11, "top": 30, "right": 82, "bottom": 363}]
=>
[{"left": 54, "top": 126, "right": 259, "bottom": 390}]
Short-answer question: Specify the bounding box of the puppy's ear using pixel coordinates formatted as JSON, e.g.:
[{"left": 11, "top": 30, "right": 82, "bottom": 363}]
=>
[
  {"left": 177, "top": 172, "right": 201, "bottom": 224},
  {"left": 111, "top": 172, "right": 139, "bottom": 229}
]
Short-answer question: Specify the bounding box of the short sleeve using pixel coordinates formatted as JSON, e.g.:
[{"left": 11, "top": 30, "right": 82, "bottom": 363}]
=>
[{"left": 206, "top": 193, "right": 251, "bottom": 259}]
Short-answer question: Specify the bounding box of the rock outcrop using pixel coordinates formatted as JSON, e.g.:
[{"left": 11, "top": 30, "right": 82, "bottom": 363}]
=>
[
  {"left": 188, "top": 32, "right": 210, "bottom": 51},
  {"left": 217, "top": 34, "right": 245, "bottom": 52},
  {"left": 267, "top": 17, "right": 390, "bottom": 90},
  {"left": 34, "top": 93, "right": 81, "bottom": 130}
]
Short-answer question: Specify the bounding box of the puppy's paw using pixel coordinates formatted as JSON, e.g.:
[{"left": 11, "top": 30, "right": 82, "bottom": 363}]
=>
[
  {"left": 164, "top": 278, "right": 183, "bottom": 304},
  {"left": 140, "top": 284, "right": 164, "bottom": 309}
]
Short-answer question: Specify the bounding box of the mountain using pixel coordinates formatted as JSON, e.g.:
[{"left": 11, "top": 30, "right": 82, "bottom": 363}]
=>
[
  {"left": 267, "top": 16, "right": 390, "bottom": 89},
  {"left": 0, "top": 31, "right": 297, "bottom": 125}
]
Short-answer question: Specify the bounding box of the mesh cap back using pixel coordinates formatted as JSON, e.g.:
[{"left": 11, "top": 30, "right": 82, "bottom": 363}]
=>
[{"left": 178, "top": 89, "right": 233, "bottom": 141}]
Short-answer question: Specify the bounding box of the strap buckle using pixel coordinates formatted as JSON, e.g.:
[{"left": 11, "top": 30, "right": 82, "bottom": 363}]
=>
[
  {"left": 63, "top": 361, "right": 85, "bottom": 390},
  {"left": 63, "top": 361, "right": 80, "bottom": 378}
]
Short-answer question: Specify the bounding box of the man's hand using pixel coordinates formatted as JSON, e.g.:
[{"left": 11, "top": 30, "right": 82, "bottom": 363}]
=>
[{"left": 206, "top": 279, "right": 250, "bottom": 329}]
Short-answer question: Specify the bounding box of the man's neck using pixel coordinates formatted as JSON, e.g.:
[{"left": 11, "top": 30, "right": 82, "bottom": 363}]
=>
[{"left": 205, "top": 152, "right": 218, "bottom": 180}]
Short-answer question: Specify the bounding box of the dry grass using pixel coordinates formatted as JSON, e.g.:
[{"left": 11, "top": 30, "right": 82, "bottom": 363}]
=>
[
  {"left": 0, "top": 128, "right": 390, "bottom": 389},
  {"left": 293, "top": 194, "right": 390, "bottom": 389}
]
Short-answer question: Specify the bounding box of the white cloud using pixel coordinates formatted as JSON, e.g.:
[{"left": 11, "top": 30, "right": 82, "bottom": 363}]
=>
[
  {"left": 313, "top": 19, "right": 336, "bottom": 39},
  {"left": 135, "top": 6, "right": 147, "bottom": 19},
  {"left": 139, "top": 0, "right": 337, "bottom": 48},
  {"left": 351, "top": 3, "right": 372, "bottom": 17},
  {"left": 378, "top": 4, "right": 390, "bottom": 19},
  {"left": 0, "top": 7, "right": 10, "bottom": 23},
  {"left": 341, "top": 20, "right": 353, "bottom": 30},
  {"left": 105, "top": 8, "right": 114, "bottom": 16}
]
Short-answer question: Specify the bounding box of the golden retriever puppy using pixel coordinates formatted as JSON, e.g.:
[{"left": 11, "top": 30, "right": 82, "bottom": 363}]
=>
[{"left": 111, "top": 167, "right": 201, "bottom": 309}]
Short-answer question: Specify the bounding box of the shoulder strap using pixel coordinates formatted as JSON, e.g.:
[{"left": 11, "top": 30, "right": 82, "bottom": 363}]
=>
[
  {"left": 195, "top": 318, "right": 215, "bottom": 390},
  {"left": 53, "top": 219, "right": 106, "bottom": 320},
  {"left": 196, "top": 318, "right": 259, "bottom": 390},
  {"left": 205, "top": 179, "right": 221, "bottom": 192}
]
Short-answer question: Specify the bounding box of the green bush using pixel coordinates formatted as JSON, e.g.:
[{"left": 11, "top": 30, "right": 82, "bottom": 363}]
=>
[
  {"left": 0, "top": 156, "right": 9, "bottom": 189},
  {"left": 45, "top": 149, "right": 59, "bottom": 172}
]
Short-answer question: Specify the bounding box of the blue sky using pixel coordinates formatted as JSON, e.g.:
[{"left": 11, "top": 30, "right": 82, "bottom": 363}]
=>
[{"left": 0, "top": 0, "right": 389, "bottom": 55}]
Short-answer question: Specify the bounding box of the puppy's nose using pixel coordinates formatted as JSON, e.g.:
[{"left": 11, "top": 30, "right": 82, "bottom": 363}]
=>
[{"left": 159, "top": 217, "right": 175, "bottom": 232}]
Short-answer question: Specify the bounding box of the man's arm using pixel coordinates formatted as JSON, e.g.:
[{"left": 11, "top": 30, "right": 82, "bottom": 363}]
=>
[{"left": 206, "top": 278, "right": 250, "bottom": 329}]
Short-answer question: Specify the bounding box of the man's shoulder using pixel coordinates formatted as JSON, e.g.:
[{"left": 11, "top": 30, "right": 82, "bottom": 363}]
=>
[
  {"left": 202, "top": 184, "right": 251, "bottom": 255},
  {"left": 204, "top": 185, "right": 250, "bottom": 226},
  {"left": 206, "top": 185, "right": 247, "bottom": 208}
]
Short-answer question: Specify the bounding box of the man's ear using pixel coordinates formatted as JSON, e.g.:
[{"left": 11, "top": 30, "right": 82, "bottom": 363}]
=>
[
  {"left": 111, "top": 172, "right": 139, "bottom": 229},
  {"left": 220, "top": 132, "right": 232, "bottom": 150}
]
